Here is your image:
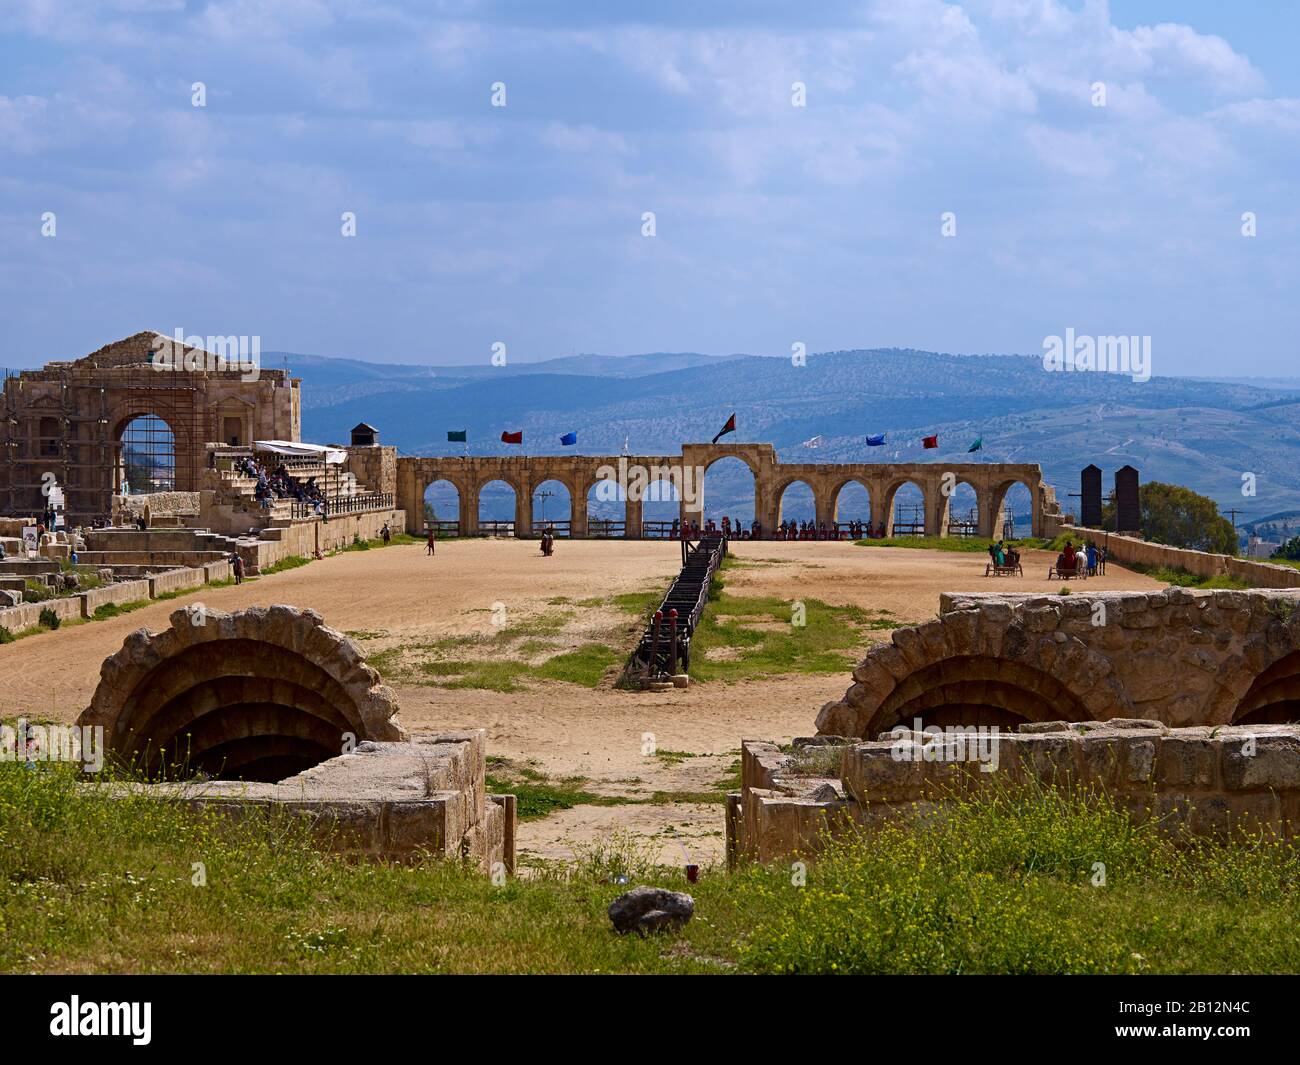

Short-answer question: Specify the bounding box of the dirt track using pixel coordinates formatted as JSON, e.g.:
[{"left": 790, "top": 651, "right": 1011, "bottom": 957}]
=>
[{"left": 0, "top": 538, "right": 1162, "bottom": 864}]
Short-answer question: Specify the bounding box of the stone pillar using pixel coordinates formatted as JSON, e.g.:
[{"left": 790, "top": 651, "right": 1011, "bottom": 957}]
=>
[
  {"left": 459, "top": 482, "right": 476, "bottom": 537},
  {"left": 625, "top": 495, "right": 643, "bottom": 538},
  {"left": 923, "top": 479, "right": 944, "bottom": 537},
  {"left": 977, "top": 489, "right": 998, "bottom": 539},
  {"left": 754, "top": 478, "right": 777, "bottom": 538},
  {"left": 570, "top": 480, "right": 589, "bottom": 538},
  {"left": 515, "top": 481, "right": 532, "bottom": 538},
  {"left": 814, "top": 480, "right": 837, "bottom": 529},
  {"left": 460, "top": 478, "right": 475, "bottom": 538},
  {"left": 869, "top": 480, "right": 889, "bottom": 536}
]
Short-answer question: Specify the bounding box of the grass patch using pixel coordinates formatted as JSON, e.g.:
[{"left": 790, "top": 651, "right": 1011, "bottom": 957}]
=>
[
  {"left": 1129, "top": 562, "right": 1250, "bottom": 589},
  {"left": 91, "top": 600, "right": 150, "bottom": 620},
  {"left": 532, "top": 644, "right": 621, "bottom": 687},
  {"left": 484, "top": 769, "right": 631, "bottom": 821},
  {"left": 8, "top": 765, "right": 1300, "bottom": 973},
  {"left": 259, "top": 555, "right": 311, "bottom": 575},
  {"left": 690, "top": 590, "right": 872, "bottom": 681},
  {"left": 418, "top": 659, "right": 532, "bottom": 692}
]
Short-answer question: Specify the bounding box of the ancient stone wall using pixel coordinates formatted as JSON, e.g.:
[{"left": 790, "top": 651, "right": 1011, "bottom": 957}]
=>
[
  {"left": 1057, "top": 525, "right": 1300, "bottom": 589},
  {"left": 817, "top": 588, "right": 1300, "bottom": 739},
  {"left": 728, "top": 724, "right": 1300, "bottom": 864}
]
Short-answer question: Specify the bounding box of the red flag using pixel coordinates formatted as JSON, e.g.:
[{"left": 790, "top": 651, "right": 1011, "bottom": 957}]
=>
[
  {"left": 501, "top": 430, "right": 523, "bottom": 445},
  {"left": 712, "top": 413, "right": 737, "bottom": 444},
  {"left": 922, "top": 434, "right": 938, "bottom": 449}
]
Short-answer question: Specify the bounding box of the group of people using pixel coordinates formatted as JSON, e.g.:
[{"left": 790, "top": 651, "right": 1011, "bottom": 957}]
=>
[
  {"left": 1057, "top": 539, "right": 1106, "bottom": 576},
  {"left": 987, "top": 540, "right": 1022, "bottom": 570},
  {"left": 237, "top": 456, "right": 327, "bottom": 516}
]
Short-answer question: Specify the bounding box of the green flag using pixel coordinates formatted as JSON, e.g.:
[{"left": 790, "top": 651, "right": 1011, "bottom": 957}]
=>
[
  {"left": 447, "top": 430, "right": 467, "bottom": 443},
  {"left": 967, "top": 437, "right": 983, "bottom": 453}
]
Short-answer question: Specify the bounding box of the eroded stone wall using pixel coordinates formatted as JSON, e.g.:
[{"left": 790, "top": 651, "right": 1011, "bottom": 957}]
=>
[{"left": 728, "top": 723, "right": 1300, "bottom": 864}]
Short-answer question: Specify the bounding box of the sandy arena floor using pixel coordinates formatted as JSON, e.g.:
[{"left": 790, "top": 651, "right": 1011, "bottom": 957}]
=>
[{"left": 0, "top": 539, "right": 1162, "bottom": 866}]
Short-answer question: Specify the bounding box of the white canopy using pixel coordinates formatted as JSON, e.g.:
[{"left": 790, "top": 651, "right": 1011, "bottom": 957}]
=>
[{"left": 253, "top": 440, "right": 347, "bottom": 464}]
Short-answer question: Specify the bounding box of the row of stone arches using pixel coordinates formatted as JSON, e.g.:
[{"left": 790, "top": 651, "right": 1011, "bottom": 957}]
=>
[{"left": 421, "top": 462, "right": 1036, "bottom": 538}]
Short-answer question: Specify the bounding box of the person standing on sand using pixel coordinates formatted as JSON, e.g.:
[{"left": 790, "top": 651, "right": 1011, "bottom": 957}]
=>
[
  {"left": 230, "top": 552, "right": 245, "bottom": 584},
  {"left": 381, "top": 522, "right": 391, "bottom": 545},
  {"left": 426, "top": 529, "right": 436, "bottom": 556}
]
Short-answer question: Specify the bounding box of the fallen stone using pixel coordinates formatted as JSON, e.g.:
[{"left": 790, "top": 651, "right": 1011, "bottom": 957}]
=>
[{"left": 608, "top": 886, "right": 694, "bottom": 936}]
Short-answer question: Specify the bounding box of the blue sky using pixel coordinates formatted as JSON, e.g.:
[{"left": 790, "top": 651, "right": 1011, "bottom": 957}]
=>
[{"left": 2, "top": 0, "right": 1297, "bottom": 375}]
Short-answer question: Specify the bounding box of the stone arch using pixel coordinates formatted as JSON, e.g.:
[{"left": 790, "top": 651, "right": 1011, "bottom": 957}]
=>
[
  {"left": 775, "top": 478, "right": 815, "bottom": 524},
  {"left": 78, "top": 606, "right": 405, "bottom": 781},
  {"left": 422, "top": 478, "right": 462, "bottom": 529},
  {"left": 531, "top": 478, "right": 572, "bottom": 533},
  {"left": 114, "top": 411, "right": 182, "bottom": 495},
  {"left": 882, "top": 478, "right": 926, "bottom": 536},
  {"left": 871, "top": 655, "right": 1092, "bottom": 732},
  {"left": 816, "top": 610, "right": 1129, "bottom": 738},
  {"left": 941, "top": 478, "right": 981, "bottom": 537},
  {"left": 1232, "top": 649, "right": 1300, "bottom": 724},
  {"left": 990, "top": 477, "right": 1037, "bottom": 539},
  {"left": 701, "top": 454, "right": 756, "bottom": 526},
  {"left": 831, "top": 478, "right": 871, "bottom": 524},
  {"left": 477, "top": 477, "right": 520, "bottom": 530}
]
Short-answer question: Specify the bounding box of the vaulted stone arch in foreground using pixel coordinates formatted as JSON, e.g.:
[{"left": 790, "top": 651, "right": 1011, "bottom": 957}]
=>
[
  {"left": 79, "top": 605, "right": 405, "bottom": 782},
  {"left": 816, "top": 589, "right": 1300, "bottom": 739}
]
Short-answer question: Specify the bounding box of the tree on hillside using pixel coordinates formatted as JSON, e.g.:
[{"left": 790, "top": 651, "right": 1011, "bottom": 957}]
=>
[
  {"left": 1273, "top": 536, "right": 1300, "bottom": 561},
  {"left": 1134, "top": 481, "right": 1238, "bottom": 555}
]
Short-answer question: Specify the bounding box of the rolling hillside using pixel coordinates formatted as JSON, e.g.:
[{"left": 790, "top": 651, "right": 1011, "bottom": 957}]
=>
[{"left": 285, "top": 348, "right": 1300, "bottom": 524}]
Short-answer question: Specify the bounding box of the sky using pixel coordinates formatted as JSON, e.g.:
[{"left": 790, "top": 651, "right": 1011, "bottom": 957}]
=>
[{"left": 2, "top": 0, "right": 1298, "bottom": 375}]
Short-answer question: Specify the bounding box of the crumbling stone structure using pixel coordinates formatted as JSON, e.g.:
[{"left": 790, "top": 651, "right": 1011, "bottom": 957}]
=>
[
  {"left": 80, "top": 605, "right": 405, "bottom": 781},
  {"left": 816, "top": 589, "right": 1300, "bottom": 738},
  {"left": 78, "top": 606, "right": 514, "bottom": 869},
  {"left": 1, "top": 332, "right": 299, "bottom": 524},
  {"left": 727, "top": 723, "right": 1300, "bottom": 864}
]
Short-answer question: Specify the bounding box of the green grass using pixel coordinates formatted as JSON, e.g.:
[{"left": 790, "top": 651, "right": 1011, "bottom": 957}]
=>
[
  {"left": 690, "top": 589, "right": 879, "bottom": 681},
  {"left": 91, "top": 600, "right": 151, "bottom": 620},
  {"left": 484, "top": 771, "right": 631, "bottom": 821},
  {"left": 6, "top": 764, "right": 1300, "bottom": 973},
  {"left": 532, "top": 644, "right": 621, "bottom": 686},
  {"left": 259, "top": 554, "right": 311, "bottom": 575},
  {"left": 1129, "top": 563, "right": 1251, "bottom": 589}
]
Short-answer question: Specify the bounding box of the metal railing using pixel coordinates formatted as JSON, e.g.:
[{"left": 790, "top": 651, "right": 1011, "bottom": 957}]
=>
[
  {"left": 531, "top": 520, "right": 571, "bottom": 538},
  {"left": 587, "top": 519, "right": 625, "bottom": 538},
  {"left": 477, "top": 520, "right": 515, "bottom": 537}
]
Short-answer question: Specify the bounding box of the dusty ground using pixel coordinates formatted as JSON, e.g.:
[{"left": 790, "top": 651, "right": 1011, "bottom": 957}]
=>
[{"left": 0, "top": 538, "right": 1162, "bottom": 866}]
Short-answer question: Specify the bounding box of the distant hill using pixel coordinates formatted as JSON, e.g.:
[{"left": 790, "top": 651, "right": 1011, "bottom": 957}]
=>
[{"left": 288, "top": 348, "right": 1300, "bottom": 524}]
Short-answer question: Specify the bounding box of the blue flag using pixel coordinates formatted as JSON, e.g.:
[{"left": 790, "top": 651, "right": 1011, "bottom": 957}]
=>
[
  {"left": 560, "top": 431, "right": 578, "bottom": 446},
  {"left": 866, "top": 434, "right": 886, "bottom": 446}
]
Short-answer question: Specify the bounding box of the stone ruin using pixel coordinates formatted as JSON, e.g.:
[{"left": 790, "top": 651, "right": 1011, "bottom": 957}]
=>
[
  {"left": 76, "top": 605, "right": 514, "bottom": 871},
  {"left": 730, "top": 588, "right": 1300, "bottom": 865}
]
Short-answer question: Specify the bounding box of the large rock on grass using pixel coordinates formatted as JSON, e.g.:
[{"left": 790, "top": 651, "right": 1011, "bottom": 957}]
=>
[{"left": 608, "top": 886, "right": 694, "bottom": 936}]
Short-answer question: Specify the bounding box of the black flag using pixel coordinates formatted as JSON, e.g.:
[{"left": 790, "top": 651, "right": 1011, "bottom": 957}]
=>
[{"left": 712, "top": 413, "right": 736, "bottom": 444}]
